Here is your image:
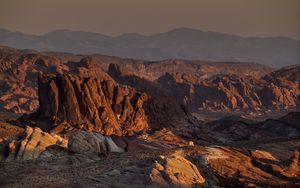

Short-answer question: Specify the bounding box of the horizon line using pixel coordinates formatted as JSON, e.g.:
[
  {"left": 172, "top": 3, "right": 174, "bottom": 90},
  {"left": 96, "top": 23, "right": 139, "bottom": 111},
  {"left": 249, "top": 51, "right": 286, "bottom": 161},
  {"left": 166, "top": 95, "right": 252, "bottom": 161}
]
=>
[{"left": 0, "top": 27, "right": 299, "bottom": 41}]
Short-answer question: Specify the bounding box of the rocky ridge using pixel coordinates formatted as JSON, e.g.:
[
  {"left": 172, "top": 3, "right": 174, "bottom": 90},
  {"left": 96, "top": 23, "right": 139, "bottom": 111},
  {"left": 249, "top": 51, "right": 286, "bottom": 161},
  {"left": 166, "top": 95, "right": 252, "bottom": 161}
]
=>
[{"left": 109, "top": 63, "right": 299, "bottom": 112}]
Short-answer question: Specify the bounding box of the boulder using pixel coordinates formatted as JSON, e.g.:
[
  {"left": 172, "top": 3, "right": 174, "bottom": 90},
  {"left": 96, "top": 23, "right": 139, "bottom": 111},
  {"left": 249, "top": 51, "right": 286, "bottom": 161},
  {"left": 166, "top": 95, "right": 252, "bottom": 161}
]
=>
[{"left": 68, "top": 131, "right": 124, "bottom": 154}]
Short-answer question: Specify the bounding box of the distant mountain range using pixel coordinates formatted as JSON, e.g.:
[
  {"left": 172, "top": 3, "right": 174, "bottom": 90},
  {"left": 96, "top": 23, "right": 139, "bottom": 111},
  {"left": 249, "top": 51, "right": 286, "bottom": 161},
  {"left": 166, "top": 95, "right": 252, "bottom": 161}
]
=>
[{"left": 0, "top": 27, "right": 299, "bottom": 67}]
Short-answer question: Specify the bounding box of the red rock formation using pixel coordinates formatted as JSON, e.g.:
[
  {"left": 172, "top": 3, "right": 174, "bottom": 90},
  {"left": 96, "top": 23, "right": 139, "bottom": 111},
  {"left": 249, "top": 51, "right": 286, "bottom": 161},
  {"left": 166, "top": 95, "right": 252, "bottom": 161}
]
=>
[{"left": 36, "top": 73, "right": 150, "bottom": 136}]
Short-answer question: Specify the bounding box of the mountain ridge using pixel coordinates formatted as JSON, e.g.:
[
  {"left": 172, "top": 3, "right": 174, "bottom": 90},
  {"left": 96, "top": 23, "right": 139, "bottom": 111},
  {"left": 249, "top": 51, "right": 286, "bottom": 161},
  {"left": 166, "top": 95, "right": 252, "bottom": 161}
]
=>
[
  {"left": 1, "top": 27, "right": 299, "bottom": 67},
  {"left": 2, "top": 27, "right": 299, "bottom": 40}
]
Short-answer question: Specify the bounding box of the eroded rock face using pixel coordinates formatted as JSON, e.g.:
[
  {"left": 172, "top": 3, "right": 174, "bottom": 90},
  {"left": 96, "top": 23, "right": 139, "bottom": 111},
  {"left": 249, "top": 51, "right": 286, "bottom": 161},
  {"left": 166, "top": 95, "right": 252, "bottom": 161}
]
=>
[
  {"left": 2, "top": 126, "right": 67, "bottom": 161},
  {"left": 32, "top": 71, "right": 187, "bottom": 136},
  {"left": 149, "top": 151, "right": 205, "bottom": 187},
  {"left": 35, "top": 73, "right": 149, "bottom": 136}
]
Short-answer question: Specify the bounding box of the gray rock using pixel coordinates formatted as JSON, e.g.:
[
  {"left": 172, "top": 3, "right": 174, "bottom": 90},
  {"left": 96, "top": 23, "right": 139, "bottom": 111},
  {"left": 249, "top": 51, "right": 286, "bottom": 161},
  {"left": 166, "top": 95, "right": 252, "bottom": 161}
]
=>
[{"left": 68, "top": 131, "right": 124, "bottom": 154}]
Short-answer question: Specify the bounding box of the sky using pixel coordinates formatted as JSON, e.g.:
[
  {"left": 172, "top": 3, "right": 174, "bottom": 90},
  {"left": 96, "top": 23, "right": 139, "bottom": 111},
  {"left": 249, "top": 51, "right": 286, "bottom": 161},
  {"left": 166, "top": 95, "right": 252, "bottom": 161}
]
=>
[{"left": 0, "top": 0, "right": 299, "bottom": 39}]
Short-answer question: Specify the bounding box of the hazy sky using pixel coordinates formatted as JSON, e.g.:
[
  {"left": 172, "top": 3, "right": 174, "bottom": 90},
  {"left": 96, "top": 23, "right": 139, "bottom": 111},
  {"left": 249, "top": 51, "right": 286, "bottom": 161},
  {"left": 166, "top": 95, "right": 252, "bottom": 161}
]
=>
[{"left": 0, "top": 0, "right": 299, "bottom": 39}]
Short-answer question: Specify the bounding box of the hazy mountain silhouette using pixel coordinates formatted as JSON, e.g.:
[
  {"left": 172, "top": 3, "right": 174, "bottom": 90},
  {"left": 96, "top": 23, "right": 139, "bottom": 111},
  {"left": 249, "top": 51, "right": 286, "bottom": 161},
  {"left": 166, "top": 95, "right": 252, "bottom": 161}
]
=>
[{"left": 0, "top": 27, "right": 299, "bottom": 67}]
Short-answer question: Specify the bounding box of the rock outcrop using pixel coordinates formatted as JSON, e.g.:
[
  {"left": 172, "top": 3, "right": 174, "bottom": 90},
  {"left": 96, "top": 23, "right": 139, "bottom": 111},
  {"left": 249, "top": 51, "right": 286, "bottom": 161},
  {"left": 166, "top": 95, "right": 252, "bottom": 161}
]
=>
[
  {"left": 36, "top": 73, "right": 149, "bottom": 136},
  {"left": 149, "top": 151, "right": 205, "bottom": 187},
  {"left": 68, "top": 131, "right": 124, "bottom": 154},
  {"left": 251, "top": 148, "right": 300, "bottom": 179},
  {"left": 1, "top": 126, "right": 67, "bottom": 161},
  {"left": 197, "top": 146, "right": 300, "bottom": 187},
  {"left": 0, "top": 126, "right": 125, "bottom": 161}
]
